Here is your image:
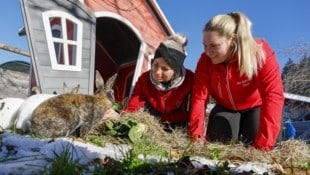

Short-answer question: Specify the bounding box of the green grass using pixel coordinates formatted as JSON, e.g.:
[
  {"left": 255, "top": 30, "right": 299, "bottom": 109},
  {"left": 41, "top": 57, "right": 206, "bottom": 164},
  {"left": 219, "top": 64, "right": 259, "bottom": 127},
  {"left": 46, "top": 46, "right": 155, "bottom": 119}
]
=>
[
  {"left": 39, "top": 134, "right": 236, "bottom": 175},
  {"left": 43, "top": 142, "right": 89, "bottom": 175}
]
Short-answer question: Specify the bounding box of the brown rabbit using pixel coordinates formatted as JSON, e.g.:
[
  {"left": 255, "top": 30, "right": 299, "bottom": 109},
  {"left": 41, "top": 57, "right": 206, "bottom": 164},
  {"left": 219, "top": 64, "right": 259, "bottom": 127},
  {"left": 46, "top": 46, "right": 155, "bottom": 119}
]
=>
[
  {"left": 30, "top": 70, "right": 117, "bottom": 138},
  {"left": 14, "top": 82, "right": 80, "bottom": 133}
]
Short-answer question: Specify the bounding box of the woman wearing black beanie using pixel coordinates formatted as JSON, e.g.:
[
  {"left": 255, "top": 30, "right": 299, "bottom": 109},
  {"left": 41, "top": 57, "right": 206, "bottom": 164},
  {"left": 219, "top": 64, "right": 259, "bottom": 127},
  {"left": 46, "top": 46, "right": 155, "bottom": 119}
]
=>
[{"left": 125, "top": 33, "right": 194, "bottom": 131}]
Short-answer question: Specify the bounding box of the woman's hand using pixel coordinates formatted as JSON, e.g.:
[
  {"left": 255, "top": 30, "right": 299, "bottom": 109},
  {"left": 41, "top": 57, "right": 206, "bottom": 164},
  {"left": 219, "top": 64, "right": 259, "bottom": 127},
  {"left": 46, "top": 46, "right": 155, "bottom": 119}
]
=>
[
  {"left": 103, "top": 108, "right": 120, "bottom": 120},
  {"left": 191, "top": 134, "right": 207, "bottom": 144}
]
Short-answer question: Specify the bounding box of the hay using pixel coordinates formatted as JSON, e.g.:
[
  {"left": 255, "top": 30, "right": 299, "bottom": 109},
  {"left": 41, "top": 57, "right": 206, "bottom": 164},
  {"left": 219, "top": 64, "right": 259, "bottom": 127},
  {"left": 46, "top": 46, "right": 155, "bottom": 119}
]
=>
[{"left": 91, "top": 111, "right": 310, "bottom": 170}]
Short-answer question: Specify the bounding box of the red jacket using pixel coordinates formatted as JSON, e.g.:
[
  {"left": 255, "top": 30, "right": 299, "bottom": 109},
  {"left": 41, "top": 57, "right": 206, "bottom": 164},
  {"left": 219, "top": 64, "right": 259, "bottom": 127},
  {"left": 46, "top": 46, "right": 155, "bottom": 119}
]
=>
[
  {"left": 190, "top": 39, "right": 284, "bottom": 150},
  {"left": 126, "top": 69, "right": 194, "bottom": 123}
]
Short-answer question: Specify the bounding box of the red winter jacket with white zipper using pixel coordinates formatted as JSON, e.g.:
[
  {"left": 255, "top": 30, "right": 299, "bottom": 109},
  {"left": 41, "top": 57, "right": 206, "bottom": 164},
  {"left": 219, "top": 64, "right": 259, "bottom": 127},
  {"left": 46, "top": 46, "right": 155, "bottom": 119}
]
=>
[
  {"left": 126, "top": 69, "right": 194, "bottom": 123},
  {"left": 190, "top": 39, "right": 285, "bottom": 150}
]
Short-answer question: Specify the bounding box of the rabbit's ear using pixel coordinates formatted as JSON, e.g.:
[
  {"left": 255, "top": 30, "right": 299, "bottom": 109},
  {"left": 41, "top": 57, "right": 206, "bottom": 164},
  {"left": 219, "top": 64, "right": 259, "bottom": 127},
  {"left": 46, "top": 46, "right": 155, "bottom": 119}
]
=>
[
  {"left": 105, "top": 73, "right": 117, "bottom": 103},
  {"left": 105, "top": 73, "right": 117, "bottom": 90},
  {"left": 0, "top": 101, "right": 4, "bottom": 110},
  {"left": 62, "top": 82, "right": 80, "bottom": 94},
  {"left": 63, "top": 82, "right": 68, "bottom": 93},
  {"left": 31, "top": 86, "right": 41, "bottom": 95},
  {"left": 95, "top": 70, "right": 104, "bottom": 91},
  {"left": 71, "top": 84, "right": 80, "bottom": 94}
]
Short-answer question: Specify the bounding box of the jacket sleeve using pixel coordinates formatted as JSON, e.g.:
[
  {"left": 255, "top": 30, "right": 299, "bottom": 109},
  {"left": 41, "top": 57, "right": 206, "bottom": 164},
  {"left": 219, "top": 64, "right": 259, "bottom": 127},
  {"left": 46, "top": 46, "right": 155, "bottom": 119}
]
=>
[
  {"left": 190, "top": 54, "right": 210, "bottom": 138},
  {"left": 254, "top": 40, "right": 285, "bottom": 151},
  {"left": 125, "top": 74, "right": 146, "bottom": 113}
]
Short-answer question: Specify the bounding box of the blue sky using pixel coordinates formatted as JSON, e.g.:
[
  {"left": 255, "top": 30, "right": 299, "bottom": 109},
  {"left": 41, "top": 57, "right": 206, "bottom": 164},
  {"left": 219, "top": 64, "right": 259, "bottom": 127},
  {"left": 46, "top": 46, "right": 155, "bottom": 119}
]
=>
[
  {"left": 0, "top": 0, "right": 29, "bottom": 64},
  {"left": 156, "top": 0, "right": 310, "bottom": 71},
  {"left": 0, "top": 0, "right": 309, "bottom": 71}
]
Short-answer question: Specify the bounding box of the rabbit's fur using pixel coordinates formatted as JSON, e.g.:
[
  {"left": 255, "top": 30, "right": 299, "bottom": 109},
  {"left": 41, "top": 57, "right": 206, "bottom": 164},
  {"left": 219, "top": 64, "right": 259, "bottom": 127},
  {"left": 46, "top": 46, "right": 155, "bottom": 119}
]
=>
[
  {"left": 30, "top": 71, "right": 117, "bottom": 138},
  {"left": 0, "top": 98, "right": 25, "bottom": 131},
  {"left": 14, "top": 83, "right": 80, "bottom": 133}
]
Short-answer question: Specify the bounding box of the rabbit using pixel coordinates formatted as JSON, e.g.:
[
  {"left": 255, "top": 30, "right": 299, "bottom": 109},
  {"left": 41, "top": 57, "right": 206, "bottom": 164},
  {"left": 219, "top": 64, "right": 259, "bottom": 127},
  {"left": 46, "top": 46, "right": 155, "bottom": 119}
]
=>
[
  {"left": 14, "top": 83, "right": 80, "bottom": 133},
  {"left": 0, "top": 97, "right": 25, "bottom": 131},
  {"left": 30, "top": 70, "right": 117, "bottom": 138}
]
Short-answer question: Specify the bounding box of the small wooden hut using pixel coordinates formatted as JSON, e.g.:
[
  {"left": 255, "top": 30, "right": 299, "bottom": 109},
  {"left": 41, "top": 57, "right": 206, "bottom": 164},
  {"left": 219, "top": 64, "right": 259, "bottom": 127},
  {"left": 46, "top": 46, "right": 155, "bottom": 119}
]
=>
[{"left": 20, "top": 0, "right": 174, "bottom": 102}]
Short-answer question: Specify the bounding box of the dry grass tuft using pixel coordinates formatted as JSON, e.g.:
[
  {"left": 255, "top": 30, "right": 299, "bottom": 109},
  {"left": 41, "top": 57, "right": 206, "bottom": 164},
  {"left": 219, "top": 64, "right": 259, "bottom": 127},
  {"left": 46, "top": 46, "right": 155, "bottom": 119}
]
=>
[
  {"left": 122, "top": 111, "right": 184, "bottom": 149},
  {"left": 91, "top": 111, "right": 309, "bottom": 171},
  {"left": 272, "top": 139, "right": 309, "bottom": 167}
]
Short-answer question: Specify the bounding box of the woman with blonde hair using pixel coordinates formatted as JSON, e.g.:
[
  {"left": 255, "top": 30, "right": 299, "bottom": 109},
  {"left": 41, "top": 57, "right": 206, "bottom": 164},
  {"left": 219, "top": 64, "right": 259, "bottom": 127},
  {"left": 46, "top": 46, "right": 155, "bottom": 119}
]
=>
[{"left": 190, "top": 12, "right": 284, "bottom": 151}]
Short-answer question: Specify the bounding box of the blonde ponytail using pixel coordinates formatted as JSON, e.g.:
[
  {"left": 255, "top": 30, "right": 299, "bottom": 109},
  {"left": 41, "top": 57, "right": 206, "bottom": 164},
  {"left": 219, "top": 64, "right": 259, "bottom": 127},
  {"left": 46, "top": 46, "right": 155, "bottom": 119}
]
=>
[{"left": 204, "top": 12, "right": 266, "bottom": 79}]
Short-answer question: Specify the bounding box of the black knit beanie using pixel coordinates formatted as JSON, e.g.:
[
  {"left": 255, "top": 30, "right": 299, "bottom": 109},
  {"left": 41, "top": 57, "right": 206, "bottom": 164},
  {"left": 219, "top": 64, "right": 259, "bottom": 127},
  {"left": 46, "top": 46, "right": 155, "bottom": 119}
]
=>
[{"left": 153, "top": 43, "right": 186, "bottom": 74}]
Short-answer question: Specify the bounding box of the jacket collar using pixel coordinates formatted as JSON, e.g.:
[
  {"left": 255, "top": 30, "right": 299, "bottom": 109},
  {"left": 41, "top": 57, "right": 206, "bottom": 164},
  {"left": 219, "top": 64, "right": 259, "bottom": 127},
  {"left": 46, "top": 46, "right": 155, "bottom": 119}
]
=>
[{"left": 150, "top": 67, "right": 186, "bottom": 91}]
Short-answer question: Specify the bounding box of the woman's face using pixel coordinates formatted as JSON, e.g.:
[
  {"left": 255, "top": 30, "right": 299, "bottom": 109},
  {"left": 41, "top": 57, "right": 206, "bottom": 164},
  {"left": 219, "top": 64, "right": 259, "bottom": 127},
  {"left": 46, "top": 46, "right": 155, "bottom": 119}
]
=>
[
  {"left": 203, "top": 31, "right": 233, "bottom": 64},
  {"left": 151, "top": 58, "right": 175, "bottom": 83}
]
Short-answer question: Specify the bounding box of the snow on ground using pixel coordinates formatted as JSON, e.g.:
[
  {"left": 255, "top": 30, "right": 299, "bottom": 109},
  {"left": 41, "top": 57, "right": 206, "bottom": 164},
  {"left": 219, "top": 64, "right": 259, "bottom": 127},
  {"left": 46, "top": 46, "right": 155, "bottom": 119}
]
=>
[
  {"left": 0, "top": 132, "right": 130, "bottom": 175},
  {"left": 0, "top": 132, "right": 275, "bottom": 175}
]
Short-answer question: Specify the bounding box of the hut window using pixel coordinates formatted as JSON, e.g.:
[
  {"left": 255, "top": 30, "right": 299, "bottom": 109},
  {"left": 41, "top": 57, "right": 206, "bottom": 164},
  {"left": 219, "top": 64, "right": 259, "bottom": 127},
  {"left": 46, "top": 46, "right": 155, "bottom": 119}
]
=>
[{"left": 42, "top": 11, "right": 82, "bottom": 71}]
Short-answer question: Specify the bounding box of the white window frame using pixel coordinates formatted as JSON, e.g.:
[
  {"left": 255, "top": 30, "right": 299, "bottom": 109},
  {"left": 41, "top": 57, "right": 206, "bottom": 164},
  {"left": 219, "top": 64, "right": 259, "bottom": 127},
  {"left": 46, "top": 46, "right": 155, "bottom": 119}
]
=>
[
  {"left": 42, "top": 10, "right": 83, "bottom": 71},
  {"left": 147, "top": 54, "right": 154, "bottom": 70}
]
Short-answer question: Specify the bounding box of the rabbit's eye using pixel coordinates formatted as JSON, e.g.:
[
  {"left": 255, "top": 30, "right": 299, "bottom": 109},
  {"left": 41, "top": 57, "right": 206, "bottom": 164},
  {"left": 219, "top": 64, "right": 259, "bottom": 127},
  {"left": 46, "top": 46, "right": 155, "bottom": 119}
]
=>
[{"left": 106, "top": 90, "right": 115, "bottom": 102}]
